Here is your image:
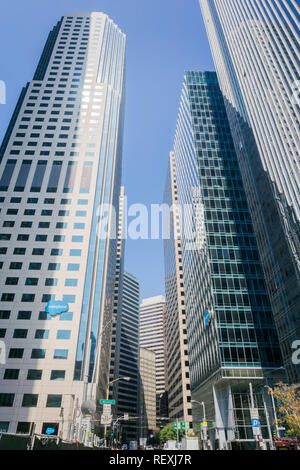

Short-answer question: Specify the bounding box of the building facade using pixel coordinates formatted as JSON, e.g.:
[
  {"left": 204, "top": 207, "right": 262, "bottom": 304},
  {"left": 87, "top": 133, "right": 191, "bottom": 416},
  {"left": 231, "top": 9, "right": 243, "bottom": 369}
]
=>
[
  {"left": 139, "top": 347, "right": 156, "bottom": 439},
  {"left": 199, "top": 0, "right": 300, "bottom": 384},
  {"left": 108, "top": 187, "right": 140, "bottom": 442},
  {"left": 163, "top": 152, "right": 193, "bottom": 424},
  {"left": 0, "top": 12, "right": 126, "bottom": 441},
  {"left": 111, "top": 272, "right": 140, "bottom": 442},
  {"left": 139, "top": 296, "right": 168, "bottom": 425},
  {"left": 172, "top": 71, "right": 284, "bottom": 449}
]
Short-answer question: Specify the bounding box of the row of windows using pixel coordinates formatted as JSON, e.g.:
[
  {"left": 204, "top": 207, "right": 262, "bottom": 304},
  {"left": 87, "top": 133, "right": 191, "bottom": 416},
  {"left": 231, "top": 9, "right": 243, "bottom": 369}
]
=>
[
  {"left": 0, "top": 262, "right": 81, "bottom": 271},
  {"left": 3, "top": 277, "right": 78, "bottom": 286},
  {"left": 0, "top": 310, "right": 73, "bottom": 321},
  {"left": 0, "top": 248, "right": 82, "bottom": 256},
  {"left": 0, "top": 329, "right": 71, "bottom": 339},
  {"left": 0, "top": 293, "right": 75, "bottom": 302},
  {"left": 3, "top": 369, "right": 65, "bottom": 380},
  {"left": 2, "top": 209, "right": 87, "bottom": 217},
  {"left": 1, "top": 222, "right": 85, "bottom": 229},
  {"left": 6, "top": 348, "right": 68, "bottom": 359},
  {"left": 0, "top": 197, "right": 88, "bottom": 205},
  {"left": 0, "top": 393, "right": 63, "bottom": 408}
]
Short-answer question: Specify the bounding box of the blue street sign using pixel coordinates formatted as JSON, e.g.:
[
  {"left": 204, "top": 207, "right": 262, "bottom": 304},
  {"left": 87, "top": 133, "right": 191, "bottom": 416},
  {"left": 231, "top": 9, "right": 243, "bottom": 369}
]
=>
[
  {"left": 45, "top": 427, "right": 55, "bottom": 435},
  {"left": 252, "top": 419, "right": 260, "bottom": 428},
  {"left": 45, "top": 300, "right": 69, "bottom": 317},
  {"left": 204, "top": 310, "right": 210, "bottom": 326}
]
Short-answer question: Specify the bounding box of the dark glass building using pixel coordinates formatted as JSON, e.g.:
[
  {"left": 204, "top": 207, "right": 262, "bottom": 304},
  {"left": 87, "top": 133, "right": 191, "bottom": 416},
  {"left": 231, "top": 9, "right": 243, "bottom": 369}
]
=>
[{"left": 172, "top": 71, "right": 285, "bottom": 449}]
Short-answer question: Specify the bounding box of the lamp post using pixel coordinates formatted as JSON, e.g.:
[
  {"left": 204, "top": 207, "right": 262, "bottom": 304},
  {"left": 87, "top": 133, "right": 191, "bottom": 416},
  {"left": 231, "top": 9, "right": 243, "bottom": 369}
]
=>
[
  {"left": 191, "top": 400, "right": 208, "bottom": 450},
  {"left": 265, "top": 385, "right": 280, "bottom": 438},
  {"left": 104, "top": 376, "right": 131, "bottom": 447}
]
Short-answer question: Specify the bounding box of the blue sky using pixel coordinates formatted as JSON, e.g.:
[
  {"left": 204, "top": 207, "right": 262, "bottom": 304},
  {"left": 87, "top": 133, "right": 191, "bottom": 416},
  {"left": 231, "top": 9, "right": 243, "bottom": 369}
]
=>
[{"left": 0, "top": 0, "right": 214, "bottom": 300}]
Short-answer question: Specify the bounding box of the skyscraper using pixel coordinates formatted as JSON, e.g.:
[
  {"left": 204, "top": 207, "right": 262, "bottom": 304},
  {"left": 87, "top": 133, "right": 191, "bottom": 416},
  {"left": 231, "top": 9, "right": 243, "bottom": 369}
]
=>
[
  {"left": 163, "top": 152, "right": 193, "bottom": 425},
  {"left": 109, "top": 187, "right": 140, "bottom": 442},
  {"left": 199, "top": 0, "right": 300, "bottom": 384},
  {"left": 172, "top": 71, "right": 284, "bottom": 449},
  {"left": 111, "top": 272, "right": 140, "bottom": 442},
  {"left": 139, "top": 296, "right": 168, "bottom": 425},
  {"left": 139, "top": 347, "right": 157, "bottom": 439},
  {"left": 0, "top": 12, "right": 126, "bottom": 441}
]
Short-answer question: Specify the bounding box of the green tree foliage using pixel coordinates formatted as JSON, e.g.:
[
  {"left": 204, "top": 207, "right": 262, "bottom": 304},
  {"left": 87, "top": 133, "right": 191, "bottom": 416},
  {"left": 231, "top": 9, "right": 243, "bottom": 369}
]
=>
[
  {"left": 159, "top": 423, "right": 184, "bottom": 443},
  {"left": 269, "top": 382, "right": 300, "bottom": 438}
]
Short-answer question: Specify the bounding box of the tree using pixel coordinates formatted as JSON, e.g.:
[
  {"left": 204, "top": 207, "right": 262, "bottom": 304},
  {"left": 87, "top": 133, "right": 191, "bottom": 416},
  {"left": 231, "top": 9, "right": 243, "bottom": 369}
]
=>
[
  {"left": 269, "top": 382, "right": 300, "bottom": 438},
  {"left": 159, "top": 423, "right": 184, "bottom": 443}
]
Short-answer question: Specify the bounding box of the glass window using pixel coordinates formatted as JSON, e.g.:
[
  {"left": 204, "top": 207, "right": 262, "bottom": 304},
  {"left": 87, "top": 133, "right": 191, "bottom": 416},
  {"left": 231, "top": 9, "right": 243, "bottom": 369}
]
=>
[
  {"left": 0, "top": 422, "right": 9, "bottom": 432},
  {"left": 50, "top": 370, "right": 65, "bottom": 381},
  {"left": 17, "top": 311, "right": 31, "bottom": 320},
  {"left": 22, "top": 394, "right": 38, "bottom": 407},
  {"left": 69, "top": 249, "right": 81, "bottom": 256},
  {"left": 67, "top": 264, "right": 79, "bottom": 271},
  {"left": 48, "top": 263, "right": 60, "bottom": 270},
  {"left": 46, "top": 395, "right": 62, "bottom": 408},
  {"left": 47, "top": 161, "right": 63, "bottom": 192},
  {"left": 13, "top": 329, "right": 28, "bottom": 339},
  {"left": 4, "top": 369, "right": 19, "bottom": 380},
  {"left": 27, "top": 370, "right": 43, "bottom": 380},
  {"left": 56, "top": 330, "right": 71, "bottom": 340},
  {"left": 8, "top": 349, "right": 24, "bottom": 358},
  {"left": 14, "top": 160, "right": 32, "bottom": 192},
  {"left": 0, "top": 394, "right": 15, "bottom": 407},
  {"left": 0, "top": 160, "right": 17, "bottom": 191},
  {"left": 31, "top": 349, "right": 46, "bottom": 359},
  {"left": 72, "top": 236, "right": 83, "bottom": 242},
  {"left": 16, "top": 422, "right": 32, "bottom": 434},
  {"left": 65, "top": 279, "right": 78, "bottom": 286},
  {"left": 53, "top": 349, "right": 68, "bottom": 359},
  {"left": 35, "top": 330, "right": 49, "bottom": 339}
]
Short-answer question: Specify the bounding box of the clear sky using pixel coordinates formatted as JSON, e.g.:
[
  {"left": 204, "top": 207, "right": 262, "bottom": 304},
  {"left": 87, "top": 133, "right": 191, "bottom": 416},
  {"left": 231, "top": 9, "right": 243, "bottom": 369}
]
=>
[{"left": 0, "top": 0, "right": 214, "bottom": 300}]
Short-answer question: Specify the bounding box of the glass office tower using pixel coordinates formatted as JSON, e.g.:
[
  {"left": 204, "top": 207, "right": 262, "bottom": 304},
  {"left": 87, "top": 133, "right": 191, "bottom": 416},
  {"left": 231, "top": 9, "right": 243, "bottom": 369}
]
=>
[
  {"left": 199, "top": 0, "right": 300, "bottom": 384},
  {"left": 0, "top": 12, "right": 125, "bottom": 441},
  {"left": 172, "top": 71, "right": 284, "bottom": 449}
]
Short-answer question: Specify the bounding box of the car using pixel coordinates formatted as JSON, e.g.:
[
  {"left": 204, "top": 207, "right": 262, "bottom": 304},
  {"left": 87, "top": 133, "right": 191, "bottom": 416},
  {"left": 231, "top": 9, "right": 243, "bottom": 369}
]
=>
[
  {"left": 145, "top": 445, "right": 154, "bottom": 450},
  {"left": 121, "top": 444, "right": 128, "bottom": 450}
]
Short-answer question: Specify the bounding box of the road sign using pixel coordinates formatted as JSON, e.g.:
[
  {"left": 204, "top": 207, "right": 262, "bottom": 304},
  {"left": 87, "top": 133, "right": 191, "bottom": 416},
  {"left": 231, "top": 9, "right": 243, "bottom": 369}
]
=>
[
  {"left": 252, "top": 419, "right": 260, "bottom": 428},
  {"left": 100, "top": 399, "right": 115, "bottom": 405},
  {"left": 174, "top": 422, "right": 181, "bottom": 430},
  {"left": 102, "top": 404, "right": 112, "bottom": 415},
  {"left": 250, "top": 408, "right": 259, "bottom": 420},
  {"left": 101, "top": 414, "right": 112, "bottom": 425}
]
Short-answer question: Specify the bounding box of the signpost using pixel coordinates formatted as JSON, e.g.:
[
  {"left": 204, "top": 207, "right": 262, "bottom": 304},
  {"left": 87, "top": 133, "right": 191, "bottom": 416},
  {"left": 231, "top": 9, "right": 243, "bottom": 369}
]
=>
[
  {"left": 101, "top": 414, "right": 112, "bottom": 425},
  {"left": 100, "top": 399, "right": 115, "bottom": 405}
]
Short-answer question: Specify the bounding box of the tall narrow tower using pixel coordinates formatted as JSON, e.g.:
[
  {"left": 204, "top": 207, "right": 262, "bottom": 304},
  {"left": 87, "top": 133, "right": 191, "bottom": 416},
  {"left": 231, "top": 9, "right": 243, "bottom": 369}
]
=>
[
  {"left": 199, "top": 0, "right": 300, "bottom": 383},
  {"left": 0, "top": 12, "right": 126, "bottom": 441},
  {"left": 139, "top": 296, "right": 168, "bottom": 425}
]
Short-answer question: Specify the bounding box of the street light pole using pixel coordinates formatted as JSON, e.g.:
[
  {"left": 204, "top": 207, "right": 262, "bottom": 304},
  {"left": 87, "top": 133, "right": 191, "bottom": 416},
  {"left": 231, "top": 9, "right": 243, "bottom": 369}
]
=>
[
  {"left": 265, "top": 386, "right": 280, "bottom": 439},
  {"left": 192, "top": 400, "right": 207, "bottom": 450},
  {"left": 104, "top": 376, "right": 130, "bottom": 447}
]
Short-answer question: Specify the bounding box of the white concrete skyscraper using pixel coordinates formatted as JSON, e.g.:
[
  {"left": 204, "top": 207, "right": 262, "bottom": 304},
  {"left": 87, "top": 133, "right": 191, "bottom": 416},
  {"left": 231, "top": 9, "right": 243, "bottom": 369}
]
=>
[
  {"left": 139, "top": 296, "right": 168, "bottom": 423},
  {"left": 199, "top": 0, "right": 300, "bottom": 383},
  {"left": 0, "top": 12, "right": 126, "bottom": 441}
]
